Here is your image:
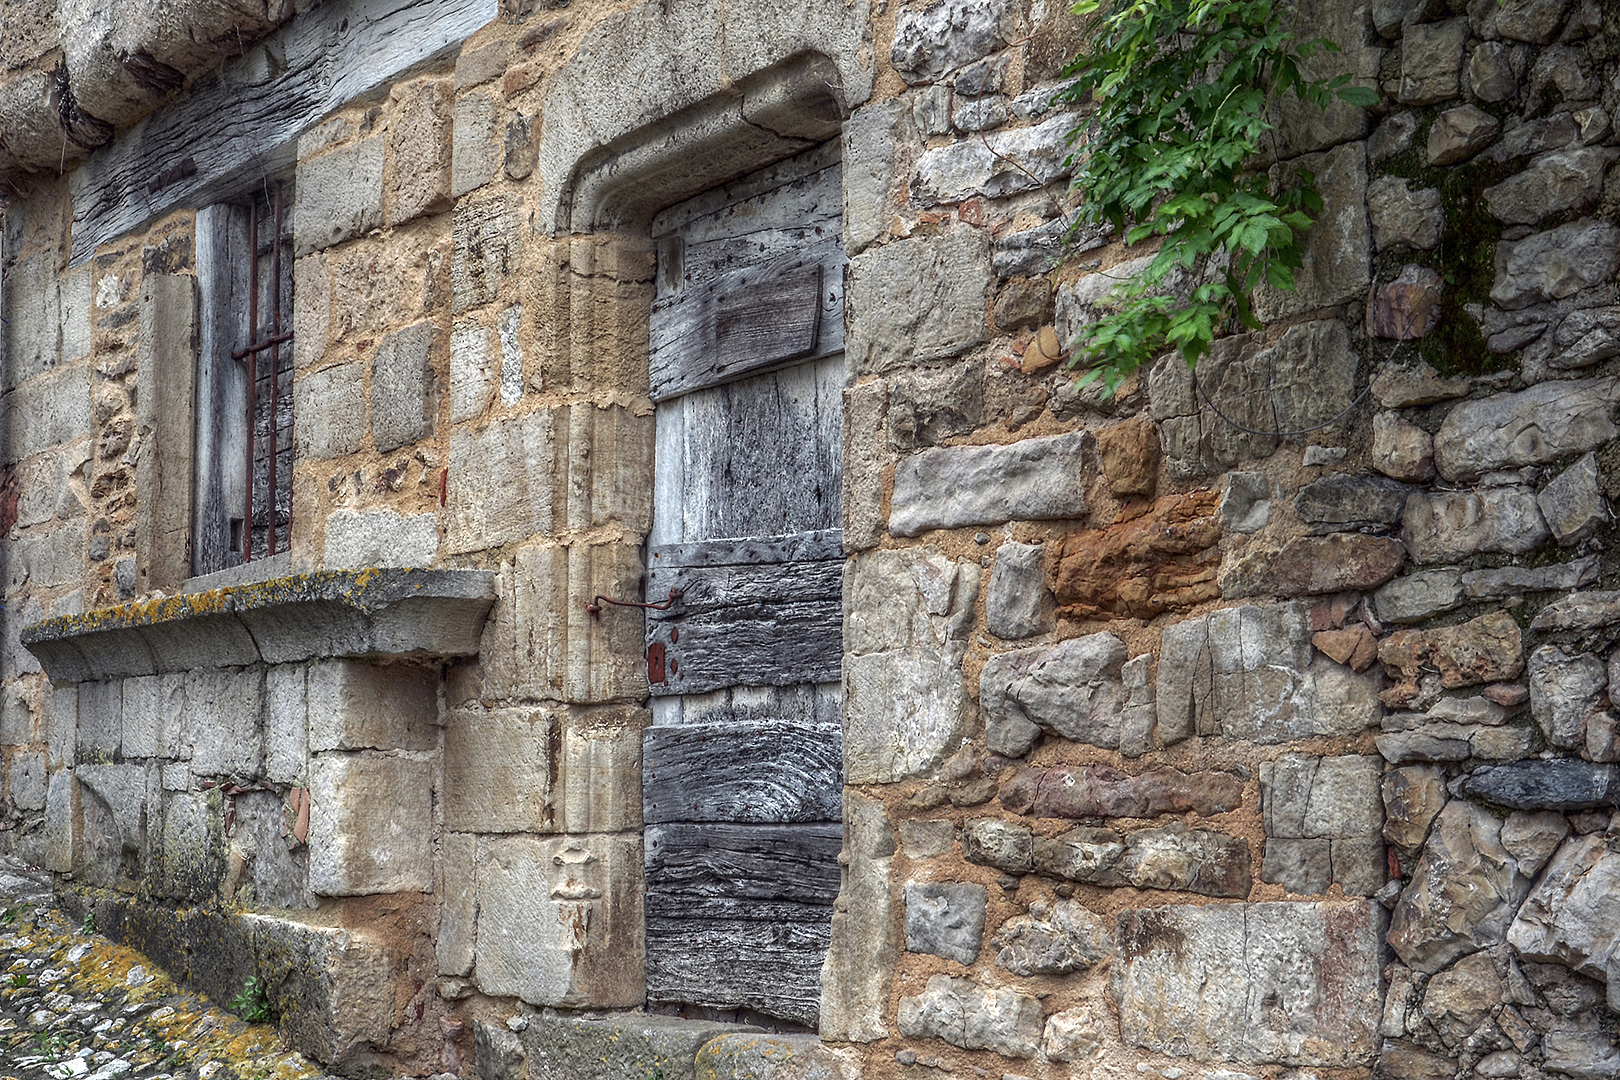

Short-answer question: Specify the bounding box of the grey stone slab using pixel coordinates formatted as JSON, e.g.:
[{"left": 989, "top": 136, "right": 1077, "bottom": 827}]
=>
[
  {"left": 1398, "top": 19, "right": 1469, "bottom": 104},
  {"left": 821, "top": 791, "right": 897, "bottom": 1043},
  {"left": 1463, "top": 760, "right": 1620, "bottom": 810},
  {"left": 323, "top": 508, "right": 441, "bottom": 570},
  {"left": 985, "top": 541, "right": 1052, "bottom": 641},
  {"left": 1401, "top": 489, "right": 1549, "bottom": 563},
  {"left": 523, "top": 1013, "right": 756, "bottom": 1080},
  {"left": 1533, "top": 590, "right": 1620, "bottom": 631},
  {"left": 904, "top": 881, "right": 987, "bottom": 965},
  {"left": 369, "top": 321, "right": 438, "bottom": 453},
  {"left": 910, "top": 113, "right": 1073, "bottom": 205},
  {"left": 991, "top": 899, "right": 1113, "bottom": 976},
  {"left": 1484, "top": 147, "right": 1615, "bottom": 226},
  {"left": 1261, "top": 837, "right": 1331, "bottom": 894},
  {"left": 293, "top": 136, "right": 385, "bottom": 256},
  {"left": 1110, "top": 900, "right": 1386, "bottom": 1066},
  {"left": 891, "top": 0, "right": 1014, "bottom": 84},
  {"left": 890, "top": 431, "right": 1087, "bottom": 537},
  {"left": 307, "top": 659, "right": 437, "bottom": 753},
  {"left": 1295, "top": 473, "right": 1410, "bottom": 533},
  {"left": 264, "top": 663, "right": 307, "bottom": 785},
  {"left": 1539, "top": 452, "right": 1609, "bottom": 545},
  {"left": 443, "top": 707, "right": 554, "bottom": 833},
  {"left": 1368, "top": 177, "right": 1442, "bottom": 252},
  {"left": 981, "top": 632, "right": 1129, "bottom": 757},
  {"left": 451, "top": 91, "right": 497, "bottom": 198},
  {"left": 897, "top": 974, "right": 1043, "bottom": 1058},
  {"left": 1462, "top": 557, "right": 1599, "bottom": 598},
  {"left": 1375, "top": 569, "right": 1464, "bottom": 624},
  {"left": 6, "top": 364, "right": 92, "bottom": 464},
  {"left": 1529, "top": 645, "right": 1607, "bottom": 750},
  {"left": 293, "top": 361, "right": 366, "bottom": 460},
  {"left": 846, "top": 224, "right": 989, "bottom": 374},
  {"left": 1433, "top": 377, "right": 1619, "bottom": 481},
  {"left": 1254, "top": 143, "right": 1369, "bottom": 321},
  {"left": 308, "top": 751, "right": 433, "bottom": 896},
  {"left": 1492, "top": 219, "right": 1620, "bottom": 310}
]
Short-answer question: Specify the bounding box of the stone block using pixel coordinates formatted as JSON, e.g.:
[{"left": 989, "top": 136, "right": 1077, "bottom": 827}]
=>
[
  {"left": 59, "top": 265, "right": 91, "bottom": 363},
  {"left": 293, "top": 361, "right": 366, "bottom": 459},
  {"left": 9, "top": 751, "right": 45, "bottom": 811},
  {"left": 1492, "top": 219, "right": 1620, "bottom": 310},
  {"left": 1261, "top": 837, "right": 1331, "bottom": 894},
  {"left": 844, "top": 548, "right": 978, "bottom": 783},
  {"left": 78, "top": 762, "right": 154, "bottom": 887},
  {"left": 8, "top": 363, "right": 92, "bottom": 463},
  {"left": 891, "top": 0, "right": 1014, "bottom": 84},
  {"left": 1372, "top": 411, "right": 1435, "bottom": 482},
  {"left": 556, "top": 715, "right": 642, "bottom": 833},
  {"left": 0, "top": 683, "right": 33, "bottom": 746},
  {"left": 452, "top": 195, "right": 520, "bottom": 314},
  {"left": 560, "top": 402, "right": 654, "bottom": 533},
  {"left": 981, "top": 632, "right": 1129, "bottom": 757},
  {"left": 1111, "top": 900, "right": 1386, "bottom": 1066},
  {"left": 887, "top": 361, "right": 984, "bottom": 450},
  {"left": 1043, "top": 1003, "right": 1109, "bottom": 1064},
  {"left": 1379, "top": 611, "right": 1524, "bottom": 707},
  {"left": 897, "top": 974, "right": 1043, "bottom": 1058},
  {"left": 1539, "top": 452, "right": 1608, "bottom": 545},
  {"left": 821, "top": 792, "right": 897, "bottom": 1042},
  {"left": 185, "top": 668, "right": 263, "bottom": 777},
  {"left": 694, "top": 1033, "right": 860, "bottom": 1080},
  {"left": 438, "top": 830, "right": 476, "bottom": 977},
  {"left": 1034, "top": 823, "right": 1251, "bottom": 897},
  {"left": 904, "top": 881, "right": 987, "bottom": 965},
  {"left": 1427, "top": 104, "right": 1501, "bottom": 166},
  {"left": 1485, "top": 147, "right": 1614, "bottom": 226},
  {"left": 1382, "top": 765, "right": 1447, "bottom": 852},
  {"left": 845, "top": 224, "right": 988, "bottom": 374},
  {"left": 451, "top": 92, "right": 497, "bottom": 198},
  {"left": 450, "top": 319, "right": 496, "bottom": 423},
  {"left": 1375, "top": 569, "right": 1464, "bottom": 624},
  {"left": 307, "top": 751, "right": 433, "bottom": 895},
  {"left": 77, "top": 679, "right": 122, "bottom": 762},
  {"left": 1433, "top": 378, "right": 1618, "bottom": 481},
  {"left": 387, "top": 78, "right": 452, "bottom": 225},
  {"left": 1398, "top": 19, "right": 1469, "bottom": 104},
  {"left": 42, "top": 769, "right": 74, "bottom": 873},
  {"left": 293, "top": 136, "right": 385, "bottom": 256},
  {"left": 444, "top": 707, "right": 554, "bottom": 833},
  {"left": 447, "top": 409, "right": 556, "bottom": 552},
  {"left": 1368, "top": 177, "right": 1442, "bottom": 253},
  {"left": 962, "top": 817, "right": 1034, "bottom": 873},
  {"left": 323, "top": 508, "right": 441, "bottom": 569},
  {"left": 497, "top": 303, "right": 523, "bottom": 406},
  {"left": 475, "top": 832, "right": 644, "bottom": 1006},
  {"left": 1303, "top": 755, "right": 1386, "bottom": 839},
  {"left": 1508, "top": 833, "right": 1620, "bottom": 1008},
  {"left": 2, "top": 253, "right": 60, "bottom": 392},
  {"left": 1401, "top": 489, "right": 1549, "bottom": 563},
  {"left": 842, "top": 98, "right": 919, "bottom": 255},
  {"left": 521, "top": 1013, "right": 745, "bottom": 1080},
  {"left": 15, "top": 518, "right": 88, "bottom": 588},
  {"left": 46, "top": 686, "right": 76, "bottom": 769},
  {"left": 307, "top": 660, "right": 436, "bottom": 753},
  {"left": 900, "top": 819, "right": 955, "bottom": 859},
  {"left": 1052, "top": 490, "right": 1222, "bottom": 619},
  {"left": 370, "top": 321, "right": 438, "bottom": 453},
  {"left": 890, "top": 431, "right": 1088, "bottom": 536},
  {"left": 292, "top": 254, "right": 329, "bottom": 371},
  {"left": 120, "top": 673, "right": 185, "bottom": 760},
  {"left": 264, "top": 663, "right": 307, "bottom": 785},
  {"left": 1156, "top": 602, "right": 1381, "bottom": 744},
  {"left": 992, "top": 899, "right": 1113, "bottom": 976},
  {"left": 1221, "top": 533, "right": 1406, "bottom": 599},
  {"left": 1529, "top": 645, "right": 1607, "bottom": 750},
  {"left": 985, "top": 541, "right": 1052, "bottom": 640}
]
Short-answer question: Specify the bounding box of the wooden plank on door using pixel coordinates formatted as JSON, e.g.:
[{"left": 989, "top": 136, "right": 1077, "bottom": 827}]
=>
[
  {"left": 648, "top": 530, "right": 842, "bottom": 569},
  {"left": 645, "top": 557, "right": 843, "bottom": 695},
  {"left": 645, "top": 823, "right": 842, "bottom": 903},
  {"left": 644, "top": 718, "right": 843, "bottom": 825},
  {"left": 645, "top": 895, "right": 831, "bottom": 1027}
]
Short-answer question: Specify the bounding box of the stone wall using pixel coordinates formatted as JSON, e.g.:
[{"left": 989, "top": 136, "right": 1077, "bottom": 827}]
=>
[{"left": 3, "top": 0, "right": 1620, "bottom": 1077}]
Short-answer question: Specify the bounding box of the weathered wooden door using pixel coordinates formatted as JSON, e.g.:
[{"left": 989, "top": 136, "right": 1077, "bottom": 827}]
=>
[{"left": 642, "top": 143, "right": 845, "bottom": 1028}]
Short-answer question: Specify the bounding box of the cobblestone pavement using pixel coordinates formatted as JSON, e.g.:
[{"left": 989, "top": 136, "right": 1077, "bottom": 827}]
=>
[{"left": 0, "top": 859, "right": 321, "bottom": 1080}]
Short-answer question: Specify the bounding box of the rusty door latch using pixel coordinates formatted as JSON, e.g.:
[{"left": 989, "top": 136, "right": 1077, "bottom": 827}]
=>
[{"left": 584, "top": 587, "right": 684, "bottom": 619}]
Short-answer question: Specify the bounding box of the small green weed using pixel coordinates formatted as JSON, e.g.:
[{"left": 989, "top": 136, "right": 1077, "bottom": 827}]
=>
[
  {"left": 8, "top": 971, "right": 27, "bottom": 988},
  {"left": 79, "top": 911, "right": 95, "bottom": 935},
  {"left": 35, "top": 1029, "right": 67, "bottom": 1061},
  {"left": 0, "top": 906, "right": 19, "bottom": 925},
  {"left": 231, "top": 975, "right": 275, "bottom": 1023}
]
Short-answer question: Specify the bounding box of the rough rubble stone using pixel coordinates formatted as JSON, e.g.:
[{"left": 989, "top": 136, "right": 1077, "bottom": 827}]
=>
[
  {"left": 1223, "top": 534, "right": 1406, "bottom": 599},
  {"left": 1255, "top": 143, "right": 1370, "bottom": 321},
  {"left": 1551, "top": 306, "right": 1620, "bottom": 370},
  {"left": 845, "top": 549, "right": 979, "bottom": 783},
  {"left": 985, "top": 541, "right": 1053, "bottom": 640},
  {"left": 1467, "top": 40, "right": 1521, "bottom": 102},
  {"left": 1387, "top": 800, "right": 1530, "bottom": 973},
  {"left": 1157, "top": 602, "right": 1382, "bottom": 743},
  {"left": 1532, "top": 590, "right": 1620, "bottom": 631},
  {"left": 904, "top": 881, "right": 988, "bottom": 965},
  {"left": 1491, "top": 220, "right": 1620, "bottom": 309},
  {"left": 911, "top": 113, "right": 1074, "bottom": 204},
  {"left": 1427, "top": 104, "right": 1500, "bottom": 165},
  {"left": 1542, "top": 1032, "right": 1620, "bottom": 1080},
  {"left": 890, "top": 0, "right": 1015, "bottom": 84},
  {"left": 981, "top": 632, "right": 1129, "bottom": 757},
  {"left": 846, "top": 224, "right": 989, "bottom": 373},
  {"left": 1489, "top": 113, "right": 1583, "bottom": 165},
  {"left": 1508, "top": 833, "right": 1620, "bottom": 1011},
  {"left": 1312, "top": 625, "right": 1379, "bottom": 672},
  {"left": 1401, "top": 488, "right": 1549, "bottom": 563},
  {"left": 1000, "top": 764, "right": 1246, "bottom": 820},
  {"left": 1368, "top": 177, "right": 1443, "bottom": 252},
  {"left": 896, "top": 975, "right": 1044, "bottom": 1059},
  {"left": 1434, "top": 377, "right": 1619, "bottom": 481},
  {"left": 1042, "top": 1004, "right": 1110, "bottom": 1064},
  {"left": 1476, "top": 0, "right": 1574, "bottom": 42},
  {"left": 1420, "top": 950, "right": 1504, "bottom": 1047},
  {"left": 1499, "top": 810, "right": 1569, "bottom": 877},
  {"left": 1375, "top": 569, "right": 1464, "bottom": 624},
  {"left": 962, "top": 817, "right": 1034, "bottom": 874},
  {"left": 1033, "top": 823, "right": 1251, "bottom": 897},
  {"left": 1483, "top": 147, "right": 1616, "bottom": 225},
  {"left": 1052, "top": 490, "right": 1221, "bottom": 619},
  {"left": 1379, "top": 611, "right": 1524, "bottom": 707},
  {"left": 1221, "top": 472, "right": 1271, "bottom": 533},
  {"left": 1367, "top": 264, "right": 1444, "bottom": 341},
  {"left": 887, "top": 362, "right": 985, "bottom": 450},
  {"left": 1096, "top": 417, "right": 1159, "bottom": 496},
  {"left": 1295, "top": 473, "right": 1411, "bottom": 533},
  {"left": 1529, "top": 645, "right": 1607, "bottom": 750},
  {"left": 1110, "top": 900, "right": 1386, "bottom": 1067},
  {"left": 1370, "top": 110, "right": 1420, "bottom": 164},
  {"left": 1463, "top": 557, "right": 1598, "bottom": 599},
  {"left": 1382, "top": 764, "right": 1447, "bottom": 851},
  {"left": 1462, "top": 760, "right": 1620, "bottom": 810},
  {"left": 1372, "top": 361, "right": 1471, "bottom": 408},
  {"left": 1539, "top": 452, "right": 1608, "bottom": 544},
  {"left": 1399, "top": 19, "right": 1469, "bottom": 104},
  {"left": 992, "top": 900, "right": 1114, "bottom": 976},
  {"left": 890, "top": 430, "right": 1086, "bottom": 536}
]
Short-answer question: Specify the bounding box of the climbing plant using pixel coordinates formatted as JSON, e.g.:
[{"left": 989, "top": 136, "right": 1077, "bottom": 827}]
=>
[{"left": 1058, "top": 0, "right": 1379, "bottom": 392}]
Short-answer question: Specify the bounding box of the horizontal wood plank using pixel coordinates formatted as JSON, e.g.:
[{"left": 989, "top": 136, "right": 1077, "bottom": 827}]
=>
[
  {"left": 645, "top": 822, "right": 842, "bottom": 904},
  {"left": 648, "top": 530, "right": 843, "bottom": 569},
  {"left": 68, "top": 0, "right": 497, "bottom": 264},
  {"left": 644, "top": 718, "right": 843, "bottom": 825},
  {"left": 646, "top": 557, "right": 843, "bottom": 695},
  {"left": 648, "top": 237, "right": 845, "bottom": 401},
  {"left": 646, "top": 897, "right": 832, "bottom": 1027}
]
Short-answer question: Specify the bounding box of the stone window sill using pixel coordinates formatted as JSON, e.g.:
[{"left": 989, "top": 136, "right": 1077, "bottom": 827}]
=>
[{"left": 21, "top": 568, "right": 496, "bottom": 683}]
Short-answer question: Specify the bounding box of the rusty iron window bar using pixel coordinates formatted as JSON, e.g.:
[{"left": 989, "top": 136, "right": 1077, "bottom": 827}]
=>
[{"left": 230, "top": 185, "right": 291, "bottom": 562}]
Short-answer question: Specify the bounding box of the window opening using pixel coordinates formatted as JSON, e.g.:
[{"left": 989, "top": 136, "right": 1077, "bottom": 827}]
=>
[{"left": 233, "top": 185, "right": 292, "bottom": 562}]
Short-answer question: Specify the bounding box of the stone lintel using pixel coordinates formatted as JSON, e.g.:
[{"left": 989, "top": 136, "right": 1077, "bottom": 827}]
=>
[{"left": 21, "top": 569, "right": 496, "bottom": 683}]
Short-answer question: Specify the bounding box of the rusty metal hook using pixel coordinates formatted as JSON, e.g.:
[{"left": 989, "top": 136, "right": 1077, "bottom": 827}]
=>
[{"left": 586, "top": 588, "right": 684, "bottom": 619}]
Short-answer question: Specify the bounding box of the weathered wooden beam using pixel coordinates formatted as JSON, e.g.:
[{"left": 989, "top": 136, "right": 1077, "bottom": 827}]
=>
[
  {"left": 67, "top": 0, "right": 497, "bottom": 265},
  {"left": 645, "top": 822, "right": 842, "bottom": 904},
  {"left": 645, "top": 557, "right": 844, "bottom": 695},
  {"left": 644, "top": 718, "right": 843, "bottom": 825},
  {"left": 647, "top": 530, "right": 843, "bottom": 570}
]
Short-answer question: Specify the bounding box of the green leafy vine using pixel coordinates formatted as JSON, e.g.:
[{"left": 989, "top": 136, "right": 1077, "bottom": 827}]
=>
[{"left": 1058, "top": 0, "right": 1378, "bottom": 392}]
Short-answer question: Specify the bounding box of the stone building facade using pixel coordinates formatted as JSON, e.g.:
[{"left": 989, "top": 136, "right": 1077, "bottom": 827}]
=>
[{"left": 2, "top": 0, "right": 1620, "bottom": 1077}]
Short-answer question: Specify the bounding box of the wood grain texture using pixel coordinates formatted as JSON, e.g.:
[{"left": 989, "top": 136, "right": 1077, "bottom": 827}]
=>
[
  {"left": 192, "top": 204, "right": 251, "bottom": 577},
  {"left": 645, "top": 557, "right": 843, "bottom": 695},
  {"left": 68, "top": 0, "right": 497, "bottom": 264},
  {"left": 644, "top": 822, "right": 842, "bottom": 904},
  {"left": 645, "top": 896, "right": 832, "bottom": 1027},
  {"left": 644, "top": 718, "right": 843, "bottom": 824},
  {"left": 648, "top": 530, "right": 842, "bottom": 569}
]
